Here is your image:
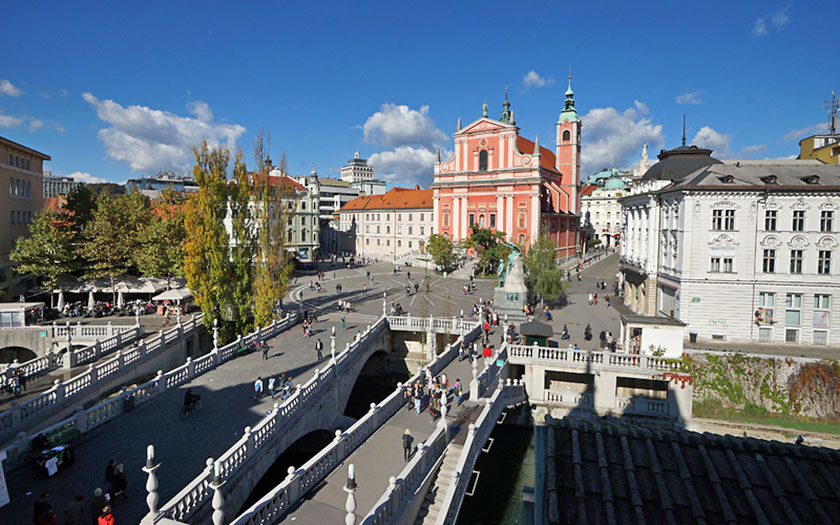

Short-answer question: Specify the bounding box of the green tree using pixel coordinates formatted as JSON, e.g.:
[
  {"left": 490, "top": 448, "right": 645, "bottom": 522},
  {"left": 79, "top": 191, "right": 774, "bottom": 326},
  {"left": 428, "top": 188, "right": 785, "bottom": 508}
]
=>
[
  {"left": 426, "top": 233, "right": 457, "bottom": 272},
  {"left": 10, "top": 211, "right": 77, "bottom": 307},
  {"left": 134, "top": 186, "right": 186, "bottom": 288},
  {"left": 82, "top": 190, "right": 150, "bottom": 303},
  {"left": 184, "top": 142, "right": 234, "bottom": 341},
  {"left": 229, "top": 150, "right": 254, "bottom": 334},
  {"left": 464, "top": 227, "right": 510, "bottom": 276},
  {"left": 524, "top": 230, "right": 567, "bottom": 303}
]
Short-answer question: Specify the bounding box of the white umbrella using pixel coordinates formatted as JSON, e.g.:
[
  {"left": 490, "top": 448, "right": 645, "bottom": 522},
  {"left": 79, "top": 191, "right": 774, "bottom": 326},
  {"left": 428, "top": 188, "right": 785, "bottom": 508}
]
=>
[
  {"left": 88, "top": 291, "right": 95, "bottom": 311},
  {"left": 57, "top": 292, "right": 65, "bottom": 311},
  {"left": 117, "top": 290, "right": 124, "bottom": 309}
]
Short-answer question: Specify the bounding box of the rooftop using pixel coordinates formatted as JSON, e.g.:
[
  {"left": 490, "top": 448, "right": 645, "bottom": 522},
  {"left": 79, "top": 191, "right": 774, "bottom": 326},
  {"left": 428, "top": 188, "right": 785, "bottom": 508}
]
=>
[
  {"left": 517, "top": 136, "right": 560, "bottom": 174},
  {"left": 672, "top": 159, "right": 840, "bottom": 190},
  {"left": 641, "top": 144, "right": 723, "bottom": 182},
  {"left": 546, "top": 415, "right": 840, "bottom": 525},
  {"left": 0, "top": 136, "right": 51, "bottom": 160},
  {"left": 340, "top": 187, "right": 433, "bottom": 211}
]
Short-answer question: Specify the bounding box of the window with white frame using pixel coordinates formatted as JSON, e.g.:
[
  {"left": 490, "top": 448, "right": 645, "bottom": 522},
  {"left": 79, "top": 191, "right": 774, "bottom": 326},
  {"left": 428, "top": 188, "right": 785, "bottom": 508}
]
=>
[
  {"left": 792, "top": 210, "right": 805, "bottom": 231},
  {"left": 818, "top": 250, "right": 832, "bottom": 274},
  {"left": 790, "top": 250, "right": 803, "bottom": 274},
  {"left": 723, "top": 257, "right": 733, "bottom": 272},
  {"left": 710, "top": 257, "right": 721, "bottom": 272},
  {"left": 724, "top": 210, "right": 735, "bottom": 230},
  {"left": 762, "top": 249, "right": 775, "bottom": 273},
  {"left": 813, "top": 295, "right": 830, "bottom": 344},
  {"left": 765, "top": 210, "right": 777, "bottom": 231},
  {"left": 785, "top": 293, "right": 801, "bottom": 326},
  {"left": 821, "top": 211, "right": 833, "bottom": 232},
  {"left": 712, "top": 209, "right": 723, "bottom": 230}
]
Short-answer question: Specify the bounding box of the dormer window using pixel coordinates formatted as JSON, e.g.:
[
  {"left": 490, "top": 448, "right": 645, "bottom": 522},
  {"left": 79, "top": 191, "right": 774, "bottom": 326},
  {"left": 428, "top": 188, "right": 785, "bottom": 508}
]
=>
[
  {"left": 718, "top": 175, "right": 735, "bottom": 184},
  {"left": 760, "top": 175, "right": 777, "bottom": 185},
  {"left": 802, "top": 175, "right": 820, "bottom": 185}
]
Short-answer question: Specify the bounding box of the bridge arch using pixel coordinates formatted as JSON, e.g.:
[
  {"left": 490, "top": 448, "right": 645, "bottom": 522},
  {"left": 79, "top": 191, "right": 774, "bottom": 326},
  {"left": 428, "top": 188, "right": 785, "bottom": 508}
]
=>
[{"left": 0, "top": 346, "right": 37, "bottom": 363}]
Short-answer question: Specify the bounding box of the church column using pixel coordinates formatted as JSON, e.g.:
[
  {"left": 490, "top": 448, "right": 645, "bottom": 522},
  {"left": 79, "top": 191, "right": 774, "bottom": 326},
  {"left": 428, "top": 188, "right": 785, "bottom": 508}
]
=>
[
  {"left": 452, "top": 197, "right": 460, "bottom": 242},
  {"left": 506, "top": 195, "right": 514, "bottom": 241},
  {"left": 496, "top": 194, "right": 504, "bottom": 234},
  {"left": 530, "top": 192, "right": 540, "bottom": 244},
  {"left": 460, "top": 196, "right": 468, "bottom": 239}
]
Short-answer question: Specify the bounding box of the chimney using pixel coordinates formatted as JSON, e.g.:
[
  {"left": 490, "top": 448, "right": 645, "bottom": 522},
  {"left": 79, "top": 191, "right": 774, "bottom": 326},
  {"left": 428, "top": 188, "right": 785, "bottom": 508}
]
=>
[{"left": 415, "top": 184, "right": 420, "bottom": 190}]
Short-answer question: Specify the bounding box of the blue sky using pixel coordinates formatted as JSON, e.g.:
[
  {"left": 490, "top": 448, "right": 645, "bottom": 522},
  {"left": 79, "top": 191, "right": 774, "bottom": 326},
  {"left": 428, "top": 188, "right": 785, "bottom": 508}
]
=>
[{"left": 1, "top": 1, "right": 838, "bottom": 188}]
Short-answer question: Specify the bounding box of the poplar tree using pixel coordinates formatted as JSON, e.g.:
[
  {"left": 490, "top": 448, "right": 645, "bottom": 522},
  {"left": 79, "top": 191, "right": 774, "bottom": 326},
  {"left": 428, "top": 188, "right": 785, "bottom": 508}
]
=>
[
  {"left": 135, "top": 186, "right": 186, "bottom": 289},
  {"left": 184, "top": 141, "right": 233, "bottom": 339},
  {"left": 252, "top": 137, "right": 293, "bottom": 327},
  {"left": 230, "top": 150, "right": 254, "bottom": 334},
  {"left": 524, "top": 230, "right": 567, "bottom": 303}
]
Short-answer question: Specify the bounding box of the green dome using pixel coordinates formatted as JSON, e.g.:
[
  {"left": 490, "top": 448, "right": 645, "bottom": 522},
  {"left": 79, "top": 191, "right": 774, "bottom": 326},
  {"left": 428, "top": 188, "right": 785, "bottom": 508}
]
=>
[
  {"left": 603, "top": 176, "right": 626, "bottom": 191},
  {"left": 587, "top": 169, "right": 614, "bottom": 184}
]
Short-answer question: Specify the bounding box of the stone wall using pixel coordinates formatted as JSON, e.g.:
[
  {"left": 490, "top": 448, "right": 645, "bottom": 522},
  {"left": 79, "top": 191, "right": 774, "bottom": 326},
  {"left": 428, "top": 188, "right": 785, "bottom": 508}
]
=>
[{"left": 684, "top": 353, "right": 840, "bottom": 419}]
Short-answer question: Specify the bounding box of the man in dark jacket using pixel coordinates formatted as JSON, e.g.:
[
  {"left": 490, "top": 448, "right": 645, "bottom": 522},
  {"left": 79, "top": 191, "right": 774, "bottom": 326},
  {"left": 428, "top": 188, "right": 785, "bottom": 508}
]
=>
[{"left": 402, "top": 429, "right": 414, "bottom": 461}]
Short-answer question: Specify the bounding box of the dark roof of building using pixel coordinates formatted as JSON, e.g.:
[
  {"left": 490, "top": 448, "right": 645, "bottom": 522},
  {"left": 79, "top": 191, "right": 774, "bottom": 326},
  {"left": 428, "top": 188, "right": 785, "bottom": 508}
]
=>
[
  {"left": 641, "top": 145, "right": 723, "bottom": 182},
  {"left": 546, "top": 415, "right": 840, "bottom": 525},
  {"left": 669, "top": 160, "right": 840, "bottom": 190},
  {"left": 0, "top": 135, "right": 51, "bottom": 160},
  {"left": 519, "top": 320, "right": 553, "bottom": 338}
]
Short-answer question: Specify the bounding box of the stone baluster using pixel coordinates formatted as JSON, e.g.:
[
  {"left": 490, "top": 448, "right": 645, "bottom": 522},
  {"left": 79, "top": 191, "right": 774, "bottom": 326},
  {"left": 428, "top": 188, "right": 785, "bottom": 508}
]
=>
[
  {"left": 142, "top": 445, "right": 161, "bottom": 517},
  {"left": 344, "top": 464, "right": 358, "bottom": 525},
  {"left": 243, "top": 426, "right": 255, "bottom": 456},
  {"left": 211, "top": 460, "right": 225, "bottom": 525},
  {"left": 155, "top": 370, "right": 165, "bottom": 395},
  {"left": 284, "top": 465, "right": 300, "bottom": 504},
  {"left": 469, "top": 358, "right": 479, "bottom": 400},
  {"left": 212, "top": 318, "right": 219, "bottom": 351},
  {"left": 107, "top": 321, "right": 113, "bottom": 338},
  {"left": 186, "top": 357, "right": 195, "bottom": 378}
]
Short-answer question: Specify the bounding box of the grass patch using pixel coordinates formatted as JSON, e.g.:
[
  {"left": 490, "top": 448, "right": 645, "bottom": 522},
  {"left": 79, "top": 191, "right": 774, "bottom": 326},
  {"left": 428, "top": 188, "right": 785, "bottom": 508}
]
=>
[{"left": 694, "top": 398, "right": 840, "bottom": 436}]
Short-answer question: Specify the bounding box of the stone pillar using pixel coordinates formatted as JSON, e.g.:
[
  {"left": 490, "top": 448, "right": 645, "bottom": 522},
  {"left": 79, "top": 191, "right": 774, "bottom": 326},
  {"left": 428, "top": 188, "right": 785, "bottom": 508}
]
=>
[
  {"left": 142, "top": 445, "right": 161, "bottom": 518},
  {"left": 211, "top": 461, "right": 225, "bottom": 525},
  {"left": 344, "top": 464, "right": 358, "bottom": 525},
  {"left": 469, "top": 359, "right": 479, "bottom": 400}
]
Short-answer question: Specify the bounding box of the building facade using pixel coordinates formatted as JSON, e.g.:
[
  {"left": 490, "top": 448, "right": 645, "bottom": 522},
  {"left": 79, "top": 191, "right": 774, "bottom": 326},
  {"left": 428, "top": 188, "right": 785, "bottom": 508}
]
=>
[
  {"left": 432, "top": 83, "right": 581, "bottom": 256},
  {"left": 338, "top": 187, "right": 433, "bottom": 260},
  {"left": 621, "top": 144, "right": 840, "bottom": 346},
  {"left": 799, "top": 133, "right": 840, "bottom": 165},
  {"left": 43, "top": 174, "right": 81, "bottom": 198},
  {"left": 125, "top": 171, "right": 199, "bottom": 198},
  {"left": 340, "top": 153, "right": 385, "bottom": 195},
  {"left": 581, "top": 168, "right": 630, "bottom": 248},
  {"left": 1, "top": 136, "right": 49, "bottom": 298}
]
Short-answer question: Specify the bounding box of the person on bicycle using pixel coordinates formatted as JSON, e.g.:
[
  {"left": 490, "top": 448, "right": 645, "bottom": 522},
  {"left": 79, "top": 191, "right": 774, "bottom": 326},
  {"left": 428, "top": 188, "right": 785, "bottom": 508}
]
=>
[{"left": 184, "top": 389, "right": 200, "bottom": 412}]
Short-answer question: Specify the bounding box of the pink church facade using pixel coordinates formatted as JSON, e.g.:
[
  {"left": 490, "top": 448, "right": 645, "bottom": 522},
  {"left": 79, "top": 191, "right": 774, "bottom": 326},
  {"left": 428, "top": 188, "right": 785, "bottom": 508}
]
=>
[{"left": 432, "top": 82, "right": 582, "bottom": 258}]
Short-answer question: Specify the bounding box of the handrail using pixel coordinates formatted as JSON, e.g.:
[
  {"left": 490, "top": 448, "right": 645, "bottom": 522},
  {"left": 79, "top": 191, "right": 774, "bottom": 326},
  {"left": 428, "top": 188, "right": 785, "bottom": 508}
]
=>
[
  {"left": 224, "top": 320, "right": 482, "bottom": 525},
  {"left": 0, "top": 317, "right": 202, "bottom": 443},
  {"left": 0, "top": 313, "right": 298, "bottom": 470},
  {"left": 507, "top": 343, "right": 683, "bottom": 373}
]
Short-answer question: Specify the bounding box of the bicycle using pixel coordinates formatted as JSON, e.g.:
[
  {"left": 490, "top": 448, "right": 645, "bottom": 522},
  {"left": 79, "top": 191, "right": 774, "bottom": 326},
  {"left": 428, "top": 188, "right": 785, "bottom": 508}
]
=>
[{"left": 179, "top": 397, "right": 203, "bottom": 419}]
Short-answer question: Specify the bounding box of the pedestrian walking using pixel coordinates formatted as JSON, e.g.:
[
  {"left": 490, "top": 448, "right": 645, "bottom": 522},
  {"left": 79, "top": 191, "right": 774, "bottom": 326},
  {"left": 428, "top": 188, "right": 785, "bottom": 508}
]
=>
[
  {"left": 340, "top": 314, "right": 346, "bottom": 331},
  {"left": 65, "top": 494, "right": 85, "bottom": 525},
  {"left": 402, "top": 429, "right": 414, "bottom": 461},
  {"left": 89, "top": 489, "right": 107, "bottom": 525},
  {"left": 97, "top": 505, "right": 114, "bottom": 525},
  {"left": 110, "top": 464, "right": 127, "bottom": 501},
  {"left": 599, "top": 330, "right": 606, "bottom": 348},
  {"left": 414, "top": 390, "right": 422, "bottom": 414},
  {"left": 33, "top": 492, "right": 51, "bottom": 525},
  {"left": 315, "top": 338, "right": 324, "bottom": 360},
  {"left": 584, "top": 324, "right": 592, "bottom": 341},
  {"left": 262, "top": 341, "right": 269, "bottom": 360},
  {"left": 268, "top": 376, "right": 276, "bottom": 398},
  {"left": 588, "top": 293, "right": 593, "bottom": 305},
  {"left": 454, "top": 379, "right": 462, "bottom": 405},
  {"left": 458, "top": 340, "right": 466, "bottom": 362},
  {"left": 254, "top": 376, "right": 264, "bottom": 401},
  {"left": 605, "top": 296, "right": 610, "bottom": 307}
]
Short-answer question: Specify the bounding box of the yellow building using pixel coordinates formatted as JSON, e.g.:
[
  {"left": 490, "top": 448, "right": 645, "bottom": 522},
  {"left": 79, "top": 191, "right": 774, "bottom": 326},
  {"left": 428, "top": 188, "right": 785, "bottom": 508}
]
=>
[
  {"left": 0, "top": 136, "right": 50, "bottom": 299},
  {"left": 798, "top": 133, "right": 840, "bottom": 164}
]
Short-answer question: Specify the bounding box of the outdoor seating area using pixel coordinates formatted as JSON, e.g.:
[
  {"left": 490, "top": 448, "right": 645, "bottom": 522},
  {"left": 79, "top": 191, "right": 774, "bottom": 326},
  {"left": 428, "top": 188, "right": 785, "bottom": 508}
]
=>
[{"left": 50, "top": 278, "right": 193, "bottom": 321}]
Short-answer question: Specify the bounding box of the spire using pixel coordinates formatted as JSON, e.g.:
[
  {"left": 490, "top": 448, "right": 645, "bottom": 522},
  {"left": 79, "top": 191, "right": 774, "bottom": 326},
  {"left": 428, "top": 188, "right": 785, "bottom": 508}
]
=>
[
  {"left": 533, "top": 134, "right": 539, "bottom": 153},
  {"left": 436, "top": 146, "right": 441, "bottom": 163},
  {"left": 565, "top": 69, "right": 574, "bottom": 97},
  {"left": 500, "top": 86, "right": 512, "bottom": 124},
  {"left": 482, "top": 101, "right": 488, "bottom": 118},
  {"left": 558, "top": 68, "right": 580, "bottom": 124},
  {"left": 457, "top": 117, "right": 462, "bottom": 131},
  {"left": 682, "top": 114, "right": 686, "bottom": 146}
]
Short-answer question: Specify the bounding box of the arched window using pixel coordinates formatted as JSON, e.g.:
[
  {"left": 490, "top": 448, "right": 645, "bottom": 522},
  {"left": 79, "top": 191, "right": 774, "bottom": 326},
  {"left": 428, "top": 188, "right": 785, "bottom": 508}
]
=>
[
  {"left": 518, "top": 234, "right": 526, "bottom": 244},
  {"left": 479, "top": 215, "right": 486, "bottom": 228},
  {"left": 301, "top": 228, "right": 306, "bottom": 240},
  {"left": 562, "top": 130, "right": 571, "bottom": 142},
  {"left": 288, "top": 230, "right": 293, "bottom": 242},
  {"left": 479, "top": 150, "right": 488, "bottom": 171}
]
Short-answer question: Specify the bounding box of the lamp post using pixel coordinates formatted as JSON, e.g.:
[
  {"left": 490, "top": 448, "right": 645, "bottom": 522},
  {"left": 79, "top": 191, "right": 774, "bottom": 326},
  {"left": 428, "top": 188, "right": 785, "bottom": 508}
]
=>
[{"left": 344, "top": 463, "right": 358, "bottom": 525}]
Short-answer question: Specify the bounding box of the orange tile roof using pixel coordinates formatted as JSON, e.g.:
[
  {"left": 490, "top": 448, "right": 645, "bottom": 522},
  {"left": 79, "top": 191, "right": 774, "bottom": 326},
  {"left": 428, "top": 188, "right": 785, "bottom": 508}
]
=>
[
  {"left": 580, "top": 184, "right": 598, "bottom": 196},
  {"left": 341, "top": 187, "right": 433, "bottom": 212},
  {"left": 42, "top": 196, "right": 66, "bottom": 212},
  {"left": 248, "top": 171, "right": 306, "bottom": 191},
  {"left": 517, "top": 136, "right": 558, "bottom": 172}
]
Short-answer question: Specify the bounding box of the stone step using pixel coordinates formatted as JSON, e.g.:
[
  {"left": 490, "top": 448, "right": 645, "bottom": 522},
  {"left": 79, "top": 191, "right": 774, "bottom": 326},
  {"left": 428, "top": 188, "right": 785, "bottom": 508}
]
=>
[{"left": 425, "top": 508, "right": 440, "bottom": 523}]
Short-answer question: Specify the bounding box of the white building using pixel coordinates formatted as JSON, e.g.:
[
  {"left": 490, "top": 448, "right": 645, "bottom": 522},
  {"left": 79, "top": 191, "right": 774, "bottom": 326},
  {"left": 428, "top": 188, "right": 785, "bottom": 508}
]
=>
[
  {"left": 581, "top": 168, "right": 631, "bottom": 248},
  {"left": 340, "top": 152, "right": 385, "bottom": 195},
  {"left": 621, "top": 143, "right": 840, "bottom": 346},
  {"left": 338, "top": 187, "right": 433, "bottom": 261},
  {"left": 43, "top": 173, "right": 81, "bottom": 198}
]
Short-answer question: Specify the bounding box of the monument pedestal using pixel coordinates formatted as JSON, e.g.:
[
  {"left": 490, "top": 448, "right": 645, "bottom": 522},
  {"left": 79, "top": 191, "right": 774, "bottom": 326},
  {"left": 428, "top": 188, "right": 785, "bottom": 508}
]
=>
[{"left": 493, "top": 257, "right": 528, "bottom": 320}]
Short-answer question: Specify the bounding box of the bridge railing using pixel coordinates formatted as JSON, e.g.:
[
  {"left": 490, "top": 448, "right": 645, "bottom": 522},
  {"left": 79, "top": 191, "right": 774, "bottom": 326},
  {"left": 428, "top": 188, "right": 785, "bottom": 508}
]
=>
[
  {"left": 435, "top": 380, "right": 527, "bottom": 525},
  {"left": 385, "top": 316, "right": 478, "bottom": 334},
  {"left": 226, "top": 320, "right": 483, "bottom": 525},
  {"left": 0, "top": 322, "right": 143, "bottom": 388},
  {"left": 507, "top": 343, "right": 683, "bottom": 373},
  {"left": 51, "top": 321, "right": 136, "bottom": 340},
  {"left": 0, "top": 313, "right": 298, "bottom": 469},
  {"left": 159, "top": 316, "right": 389, "bottom": 522},
  {"left": 470, "top": 344, "right": 508, "bottom": 400}
]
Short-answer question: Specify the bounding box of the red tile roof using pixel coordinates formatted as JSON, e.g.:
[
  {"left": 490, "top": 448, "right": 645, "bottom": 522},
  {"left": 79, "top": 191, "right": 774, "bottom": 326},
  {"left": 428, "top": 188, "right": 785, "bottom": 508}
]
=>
[
  {"left": 341, "top": 187, "right": 433, "bottom": 211},
  {"left": 580, "top": 184, "right": 598, "bottom": 196},
  {"left": 517, "top": 136, "right": 558, "bottom": 172}
]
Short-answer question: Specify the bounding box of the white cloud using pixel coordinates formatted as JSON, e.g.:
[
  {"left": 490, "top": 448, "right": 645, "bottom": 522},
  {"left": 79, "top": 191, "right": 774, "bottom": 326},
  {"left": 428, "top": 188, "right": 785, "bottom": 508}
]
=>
[
  {"left": 676, "top": 91, "right": 703, "bottom": 105},
  {"left": 0, "top": 79, "right": 24, "bottom": 97},
  {"left": 783, "top": 122, "right": 826, "bottom": 142},
  {"left": 363, "top": 103, "right": 447, "bottom": 149},
  {"left": 0, "top": 111, "right": 24, "bottom": 129},
  {"left": 368, "top": 146, "right": 441, "bottom": 188},
  {"left": 27, "top": 119, "right": 44, "bottom": 132},
  {"left": 740, "top": 144, "right": 768, "bottom": 156},
  {"left": 522, "top": 70, "right": 555, "bottom": 89},
  {"left": 82, "top": 93, "right": 246, "bottom": 173},
  {"left": 67, "top": 171, "right": 109, "bottom": 184},
  {"left": 753, "top": 7, "right": 790, "bottom": 36},
  {"left": 187, "top": 100, "right": 213, "bottom": 122},
  {"left": 692, "top": 126, "right": 733, "bottom": 158},
  {"left": 580, "top": 101, "right": 664, "bottom": 176}
]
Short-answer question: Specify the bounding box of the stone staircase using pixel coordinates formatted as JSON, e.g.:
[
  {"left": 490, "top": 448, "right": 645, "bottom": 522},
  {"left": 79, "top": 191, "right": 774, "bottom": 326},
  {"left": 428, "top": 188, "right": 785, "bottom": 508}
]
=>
[{"left": 416, "top": 443, "right": 463, "bottom": 525}]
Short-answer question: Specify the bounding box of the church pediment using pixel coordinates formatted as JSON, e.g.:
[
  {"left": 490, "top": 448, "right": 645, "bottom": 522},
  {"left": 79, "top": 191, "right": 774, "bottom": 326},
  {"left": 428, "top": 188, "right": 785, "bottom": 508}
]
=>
[{"left": 456, "top": 117, "right": 512, "bottom": 135}]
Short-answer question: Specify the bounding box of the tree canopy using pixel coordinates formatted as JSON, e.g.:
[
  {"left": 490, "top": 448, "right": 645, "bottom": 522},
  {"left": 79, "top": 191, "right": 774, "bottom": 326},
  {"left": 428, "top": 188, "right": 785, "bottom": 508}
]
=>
[
  {"left": 426, "top": 233, "right": 457, "bottom": 272},
  {"left": 524, "top": 230, "right": 567, "bottom": 302}
]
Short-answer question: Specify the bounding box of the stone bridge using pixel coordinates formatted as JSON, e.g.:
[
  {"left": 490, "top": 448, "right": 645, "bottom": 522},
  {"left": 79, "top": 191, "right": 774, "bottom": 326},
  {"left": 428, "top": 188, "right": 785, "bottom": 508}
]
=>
[
  {"left": 145, "top": 316, "right": 479, "bottom": 524},
  {"left": 0, "top": 321, "right": 136, "bottom": 361}
]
